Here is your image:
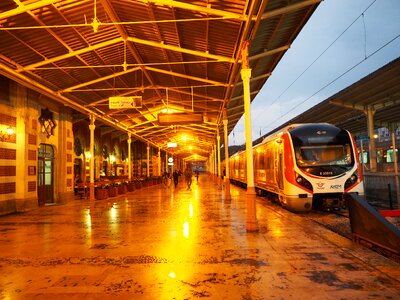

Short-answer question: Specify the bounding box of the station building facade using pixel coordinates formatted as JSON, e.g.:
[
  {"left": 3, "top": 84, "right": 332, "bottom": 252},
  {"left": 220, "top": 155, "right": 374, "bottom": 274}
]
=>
[{"left": 0, "top": 75, "right": 171, "bottom": 216}]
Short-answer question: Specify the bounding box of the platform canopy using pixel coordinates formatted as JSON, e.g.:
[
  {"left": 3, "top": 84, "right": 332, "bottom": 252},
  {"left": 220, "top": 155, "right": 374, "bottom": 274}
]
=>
[
  {"left": 0, "top": 0, "right": 320, "bottom": 160},
  {"left": 263, "top": 57, "right": 400, "bottom": 139}
]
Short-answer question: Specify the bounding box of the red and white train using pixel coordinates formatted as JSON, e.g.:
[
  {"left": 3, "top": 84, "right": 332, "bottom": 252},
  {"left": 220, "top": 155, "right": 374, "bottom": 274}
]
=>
[{"left": 229, "top": 123, "right": 364, "bottom": 212}]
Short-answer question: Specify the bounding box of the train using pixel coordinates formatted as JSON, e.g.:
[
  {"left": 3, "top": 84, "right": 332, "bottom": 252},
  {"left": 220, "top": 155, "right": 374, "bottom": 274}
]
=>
[{"left": 228, "top": 123, "right": 364, "bottom": 212}]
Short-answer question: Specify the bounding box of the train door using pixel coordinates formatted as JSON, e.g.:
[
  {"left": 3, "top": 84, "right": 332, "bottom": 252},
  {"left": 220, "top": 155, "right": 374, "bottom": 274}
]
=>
[
  {"left": 275, "top": 144, "right": 284, "bottom": 190},
  {"left": 38, "top": 143, "right": 55, "bottom": 206}
]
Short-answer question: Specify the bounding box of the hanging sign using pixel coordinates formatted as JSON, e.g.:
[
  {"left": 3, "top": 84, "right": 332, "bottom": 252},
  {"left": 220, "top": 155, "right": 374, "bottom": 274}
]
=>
[{"left": 109, "top": 96, "right": 142, "bottom": 109}]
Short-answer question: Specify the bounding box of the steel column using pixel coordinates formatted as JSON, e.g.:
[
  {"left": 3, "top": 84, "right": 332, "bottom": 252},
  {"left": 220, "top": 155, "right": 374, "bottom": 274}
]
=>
[
  {"left": 223, "top": 116, "right": 231, "bottom": 200},
  {"left": 366, "top": 106, "right": 377, "bottom": 172},
  {"left": 89, "top": 115, "right": 95, "bottom": 202}
]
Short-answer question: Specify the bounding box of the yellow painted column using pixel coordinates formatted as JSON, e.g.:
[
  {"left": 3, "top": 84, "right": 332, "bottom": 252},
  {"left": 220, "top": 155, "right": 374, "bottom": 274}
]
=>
[
  {"left": 366, "top": 106, "right": 377, "bottom": 172},
  {"left": 89, "top": 115, "right": 95, "bottom": 202},
  {"left": 214, "top": 145, "right": 218, "bottom": 183},
  {"left": 217, "top": 131, "right": 221, "bottom": 189},
  {"left": 390, "top": 123, "right": 400, "bottom": 207},
  {"left": 147, "top": 145, "right": 150, "bottom": 177},
  {"left": 242, "top": 67, "right": 255, "bottom": 194},
  {"left": 158, "top": 148, "right": 161, "bottom": 177},
  {"left": 223, "top": 116, "right": 231, "bottom": 201},
  {"left": 211, "top": 146, "right": 214, "bottom": 179},
  {"left": 127, "top": 133, "right": 132, "bottom": 181},
  {"left": 241, "top": 45, "right": 258, "bottom": 232},
  {"left": 165, "top": 152, "right": 168, "bottom": 172}
]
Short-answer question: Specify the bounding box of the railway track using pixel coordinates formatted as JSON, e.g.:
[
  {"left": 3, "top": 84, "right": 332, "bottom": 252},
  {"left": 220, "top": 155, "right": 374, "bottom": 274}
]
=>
[
  {"left": 305, "top": 207, "right": 400, "bottom": 264},
  {"left": 257, "top": 194, "right": 400, "bottom": 263}
]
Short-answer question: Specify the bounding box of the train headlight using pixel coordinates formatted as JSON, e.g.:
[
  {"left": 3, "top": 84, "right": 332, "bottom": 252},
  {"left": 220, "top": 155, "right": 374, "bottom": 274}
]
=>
[
  {"left": 345, "top": 170, "right": 358, "bottom": 190},
  {"left": 295, "top": 172, "right": 313, "bottom": 191}
]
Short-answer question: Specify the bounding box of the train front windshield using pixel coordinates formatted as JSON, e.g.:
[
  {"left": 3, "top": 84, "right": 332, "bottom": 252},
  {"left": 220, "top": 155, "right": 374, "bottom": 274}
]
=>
[
  {"left": 295, "top": 145, "right": 352, "bottom": 167},
  {"left": 290, "top": 124, "right": 355, "bottom": 172}
]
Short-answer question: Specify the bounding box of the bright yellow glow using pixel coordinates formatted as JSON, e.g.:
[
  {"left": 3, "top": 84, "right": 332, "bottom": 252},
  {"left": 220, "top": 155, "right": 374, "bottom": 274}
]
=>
[
  {"left": 189, "top": 202, "right": 193, "bottom": 218},
  {"left": 181, "top": 135, "right": 187, "bottom": 141},
  {"left": 161, "top": 108, "right": 177, "bottom": 114},
  {"left": 110, "top": 154, "right": 116, "bottom": 162},
  {"left": 183, "top": 221, "right": 189, "bottom": 238},
  {"left": 86, "top": 211, "right": 92, "bottom": 231},
  {"left": 188, "top": 145, "right": 192, "bottom": 150},
  {"left": 85, "top": 151, "right": 91, "bottom": 161},
  {"left": 272, "top": 228, "right": 282, "bottom": 237},
  {"left": 110, "top": 206, "right": 118, "bottom": 220},
  {"left": 167, "top": 142, "right": 177, "bottom": 148},
  {"left": 154, "top": 191, "right": 200, "bottom": 286},
  {"left": 6, "top": 127, "right": 14, "bottom": 135}
]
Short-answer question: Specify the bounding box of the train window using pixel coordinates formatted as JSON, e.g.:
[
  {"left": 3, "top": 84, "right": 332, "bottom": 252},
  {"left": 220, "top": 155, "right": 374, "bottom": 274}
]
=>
[
  {"left": 295, "top": 145, "right": 353, "bottom": 167},
  {"left": 359, "top": 151, "right": 369, "bottom": 164},
  {"left": 386, "top": 149, "right": 398, "bottom": 163},
  {"left": 377, "top": 150, "right": 382, "bottom": 163},
  {"left": 258, "top": 150, "right": 265, "bottom": 169}
]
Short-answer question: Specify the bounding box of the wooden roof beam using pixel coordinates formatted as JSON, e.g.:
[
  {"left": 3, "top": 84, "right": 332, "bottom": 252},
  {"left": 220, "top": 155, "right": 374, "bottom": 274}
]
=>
[
  {"left": 261, "top": 0, "right": 321, "bottom": 20},
  {"left": 21, "top": 37, "right": 124, "bottom": 71},
  {"left": 140, "top": 0, "right": 249, "bottom": 21},
  {"left": 1, "top": 0, "right": 59, "bottom": 19},
  {"left": 126, "top": 36, "right": 235, "bottom": 63}
]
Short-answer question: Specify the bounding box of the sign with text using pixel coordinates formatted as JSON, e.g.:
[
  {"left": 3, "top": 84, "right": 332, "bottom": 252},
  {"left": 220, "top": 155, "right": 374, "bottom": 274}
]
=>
[{"left": 109, "top": 96, "right": 142, "bottom": 109}]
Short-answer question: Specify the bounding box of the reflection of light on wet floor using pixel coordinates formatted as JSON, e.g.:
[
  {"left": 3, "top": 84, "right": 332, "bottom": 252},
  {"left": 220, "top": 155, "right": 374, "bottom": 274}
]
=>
[
  {"left": 194, "top": 187, "right": 199, "bottom": 198},
  {"left": 110, "top": 206, "right": 117, "bottom": 219},
  {"left": 85, "top": 210, "right": 92, "bottom": 231},
  {"left": 272, "top": 228, "right": 282, "bottom": 238},
  {"left": 189, "top": 202, "right": 193, "bottom": 218},
  {"left": 183, "top": 221, "right": 189, "bottom": 238}
]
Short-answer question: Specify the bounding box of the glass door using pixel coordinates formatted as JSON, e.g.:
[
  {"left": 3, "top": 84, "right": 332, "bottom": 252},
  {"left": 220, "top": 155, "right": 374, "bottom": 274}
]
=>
[{"left": 38, "top": 144, "right": 54, "bottom": 206}]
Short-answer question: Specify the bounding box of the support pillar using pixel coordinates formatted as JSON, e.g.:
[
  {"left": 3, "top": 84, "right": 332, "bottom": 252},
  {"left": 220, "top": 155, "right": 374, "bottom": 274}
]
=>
[
  {"left": 128, "top": 133, "right": 132, "bottom": 181},
  {"left": 158, "top": 148, "right": 161, "bottom": 177},
  {"left": 366, "top": 106, "right": 377, "bottom": 172},
  {"left": 223, "top": 114, "right": 231, "bottom": 201},
  {"left": 211, "top": 146, "right": 215, "bottom": 180},
  {"left": 241, "top": 44, "right": 258, "bottom": 232},
  {"left": 147, "top": 145, "right": 150, "bottom": 177},
  {"left": 217, "top": 131, "right": 222, "bottom": 189},
  {"left": 89, "top": 115, "right": 95, "bottom": 202},
  {"left": 390, "top": 123, "right": 400, "bottom": 207}
]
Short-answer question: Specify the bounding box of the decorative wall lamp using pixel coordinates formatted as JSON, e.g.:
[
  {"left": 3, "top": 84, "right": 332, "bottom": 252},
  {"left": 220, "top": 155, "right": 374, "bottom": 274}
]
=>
[{"left": 0, "top": 126, "right": 14, "bottom": 142}]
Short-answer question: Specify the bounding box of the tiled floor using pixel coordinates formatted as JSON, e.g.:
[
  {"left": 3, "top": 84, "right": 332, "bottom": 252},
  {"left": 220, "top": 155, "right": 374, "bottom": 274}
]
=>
[{"left": 0, "top": 175, "right": 399, "bottom": 299}]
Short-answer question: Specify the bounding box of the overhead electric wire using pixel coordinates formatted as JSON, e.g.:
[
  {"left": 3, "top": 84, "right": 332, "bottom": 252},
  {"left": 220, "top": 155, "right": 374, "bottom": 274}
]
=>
[
  {"left": 264, "top": 33, "right": 400, "bottom": 131},
  {"left": 251, "top": 0, "right": 399, "bottom": 134},
  {"left": 266, "top": 0, "right": 377, "bottom": 110}
]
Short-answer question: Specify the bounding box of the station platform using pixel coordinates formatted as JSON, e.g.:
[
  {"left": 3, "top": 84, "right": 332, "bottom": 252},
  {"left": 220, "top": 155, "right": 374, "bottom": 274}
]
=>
[{"left": 0, "top": 175, "right": 399, "bottom": 299}]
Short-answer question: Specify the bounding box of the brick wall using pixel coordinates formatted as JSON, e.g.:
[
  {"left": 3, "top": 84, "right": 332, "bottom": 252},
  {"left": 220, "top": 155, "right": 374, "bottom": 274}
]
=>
[
  {"left": 0, "top": 182, "right": 15, "bottom": 194},
  {"left": 0, "top": 166, "right": 16, "bottom": 176},
  {"left": 0, "top": 148, "right": 16, "bottom": 160}
]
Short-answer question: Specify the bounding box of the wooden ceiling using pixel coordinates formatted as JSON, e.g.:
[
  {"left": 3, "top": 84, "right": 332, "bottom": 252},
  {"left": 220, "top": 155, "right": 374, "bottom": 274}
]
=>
[{"left": 0, "top": 0, "right": 320, "bottom": 159}]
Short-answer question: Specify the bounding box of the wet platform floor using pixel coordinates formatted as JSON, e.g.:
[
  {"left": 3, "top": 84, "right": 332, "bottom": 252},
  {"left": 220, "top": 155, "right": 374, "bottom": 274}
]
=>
[{"left": 0, "top": 176, "right": 399, "bottom": 299}]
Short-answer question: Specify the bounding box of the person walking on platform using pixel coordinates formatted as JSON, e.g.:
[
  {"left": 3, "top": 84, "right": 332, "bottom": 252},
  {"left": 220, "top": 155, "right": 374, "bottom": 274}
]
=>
[
  {"left": 185, "top": 168, "right": 192, "bottom": 190},
  {"left": 194, "top": 169, "right": 199, "bottom": 183},
  {"left": 172, "top": 170, "right": 179, "bottom": 188}
]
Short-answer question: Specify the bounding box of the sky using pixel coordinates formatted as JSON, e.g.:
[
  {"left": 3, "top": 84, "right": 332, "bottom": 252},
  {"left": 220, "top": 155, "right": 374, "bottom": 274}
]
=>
[{"left": 228, "top": 0, "right": 400, "bottom": 146}]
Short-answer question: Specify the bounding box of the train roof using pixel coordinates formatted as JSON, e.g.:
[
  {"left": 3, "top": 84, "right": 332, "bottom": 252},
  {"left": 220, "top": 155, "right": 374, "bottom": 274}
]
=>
[
  {"left": 258, "top": 123, "right": 343, "bottom": 145},
  {"left": 229, "top": 123, "right": 347, "bottom": 157}
]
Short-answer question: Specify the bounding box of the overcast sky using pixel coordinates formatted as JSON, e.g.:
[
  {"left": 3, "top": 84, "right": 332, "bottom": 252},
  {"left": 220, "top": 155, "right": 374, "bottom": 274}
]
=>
[{"left": 229, "top": 0, "right": 400, "bottom": 146}]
